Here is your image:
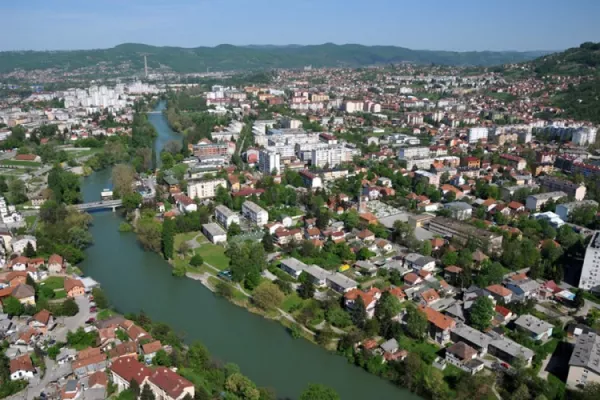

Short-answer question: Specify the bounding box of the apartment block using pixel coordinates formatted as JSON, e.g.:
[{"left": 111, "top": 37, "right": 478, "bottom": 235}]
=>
[
  {"left": 214, "top": 205, "right": 240, "bottom": 229},
  {"left": 538, "top": 176, "right": 587, "bottom": 201},
  {"left": 578, "top": 231, "right": 600, "bottom": 292},
  {"left": 468, "top": 127, "right": 489, "bottom": 143},
  {"left": 525, "top": 191, "right": 567, "bottom": 211},
  {"left": 187, "top": 178, "right": 227, "bottom": 200},
  {"left": 567, "top": 332, "right": 600, "bottom": 388},
  {"left": 242, "top": 201, "right": 269, "bottom": 226},
  {"left": 259, "top": 149, "right": 281, "bottom": 174}
]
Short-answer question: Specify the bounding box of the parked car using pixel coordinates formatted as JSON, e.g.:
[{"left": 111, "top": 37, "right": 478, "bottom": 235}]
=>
[
  {"left": 85, "top": 318, "right": 96, "bottom": 324},
  {"left": 89, "top": 307, "right": 97, "bottom": 313}
]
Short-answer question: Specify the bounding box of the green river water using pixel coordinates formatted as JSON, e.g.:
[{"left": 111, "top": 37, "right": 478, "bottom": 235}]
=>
[{"left": 78, "top": 102, "right": 419, "bottom": 400}]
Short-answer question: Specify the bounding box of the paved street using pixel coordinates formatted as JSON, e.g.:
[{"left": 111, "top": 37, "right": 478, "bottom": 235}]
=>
[{"left": 51, "top": 295, "right": 93, "bottom": 343}]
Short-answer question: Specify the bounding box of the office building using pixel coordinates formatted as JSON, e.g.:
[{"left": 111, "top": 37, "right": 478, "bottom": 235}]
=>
[{"left": 578, "top": 231, "right": 600, "bottom": 292}]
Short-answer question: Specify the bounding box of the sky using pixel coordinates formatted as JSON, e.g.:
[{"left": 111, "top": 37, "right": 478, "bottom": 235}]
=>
[{"left": 1, "top": 0, "right": 600, "bottom": 52}]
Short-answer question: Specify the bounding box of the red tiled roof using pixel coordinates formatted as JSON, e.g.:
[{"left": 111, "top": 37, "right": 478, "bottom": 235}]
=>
[
  {"left": 486, "top": 284, "right": 512, "bottom": 297},
  {"left": 110, "top": 357, "right": 151, "bottom": 386},
  {"left": 10, "top": 354, "right": 34, "bottom": 374},
  {"left": 142, "top": 340, "right": 162, "bottom": 355},
  {"left": 64, "top": 278, "right": 84, "bottom": 292},
  {"left": 147, "top": 367, "right": 194, "bottom": 400},
  {"left": 344, "top": 287, "right": 381, "bottom": 307},
  {"left": 33, "top": 309, "right": 51, "bottom": 325},
  {"left": 419, "top": 305, "right": 456, "bottom": 331}
]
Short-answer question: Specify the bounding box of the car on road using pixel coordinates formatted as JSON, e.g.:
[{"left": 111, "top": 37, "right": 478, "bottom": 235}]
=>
[{"left": 85, "top": 318, "right": 96, "bottom": 324}]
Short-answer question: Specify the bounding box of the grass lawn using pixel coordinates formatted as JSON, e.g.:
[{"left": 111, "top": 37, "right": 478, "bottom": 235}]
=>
[
  {"left": 25, "top": 215, "right": 37, "bottom": 229},
  {"left": 41, "top": 276, "right": 65, "bottom": 291},
  {"left": 194, "top": 243, "right": 229, "bottom": 270},
  {"left": 0, "top": 160, "right": 42, "bottom": 167},
  {"left": 281, "top": 293, "right": 305, "bottom": 313},
  {"left": 397, "top": 335, "right": 440, "bottom": 364},
  {"left": 174, "top": 231, "right": 201, "bottom": 250},
  {"left": 53, "top": 289, "right": 67, "bottom": 299},
  {"left": 97, "top": 309, "right": 115, "bottom": 320}
]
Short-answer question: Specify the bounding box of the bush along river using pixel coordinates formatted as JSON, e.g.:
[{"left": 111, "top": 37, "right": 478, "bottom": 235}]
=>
[{"left": 78, "top": 102, "right": 420, "bottom": 399}]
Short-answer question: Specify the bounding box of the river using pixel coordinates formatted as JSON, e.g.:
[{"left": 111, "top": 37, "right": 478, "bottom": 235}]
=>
[{"left": 78, "top": 102, "right": 419, "bottom": 400}]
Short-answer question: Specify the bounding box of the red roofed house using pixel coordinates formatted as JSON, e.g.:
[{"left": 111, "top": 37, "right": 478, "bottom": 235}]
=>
[
  {"left": 344, "top": 288, "right": 382, "bottom": 318},
  {"left": 10, "top": 353, "right": 35, "bottom": 381},
  {"left": 110, "top": 357, "right": 151, "bottom": 394},
  {"left": 486, "top": 285, "right": 512, "bottom": 303},
  {"left": 145, "top": 367, "right": 195, "bottom": 400},
  {"left": 419, "top": 305, "right": 456, "bottom": 344},
  {"left": 419, "top": 288, "right": 441, "bottom": 306},
  {"left": 48, "top": 254, "right": 64, "bottom": 274},
  {"left": 404, "top": 272, "right": 422, "bottom": 286},
  {"left": 29, "top": 309, "right": 53, "bottom": 333},
  {"left": 142, "top": 340, "right": 163, "bottom": 364},
  {"left": 64, "top": 278, "right": 85, "bottom": 298}
]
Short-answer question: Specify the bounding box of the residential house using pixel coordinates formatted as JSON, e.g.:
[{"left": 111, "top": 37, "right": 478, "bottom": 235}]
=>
[
  {"left": 110, "top": 357, "right": 151, "bottom": 394},
  {"left": 419, "top": 288, "right": 441, "bottom": 306},
  {"left": 145, "top": 367, "right": 195, "bottom": 400},
  {"left": 505, "top": 274, "right": 540, "bottom": 299},
  {"left": 107, "top": 342, "right": 138, "bottom": 361},
  {"left": 420, "top": 305, "right": 456, "bottom": 344},
  {"left": 344, "top": 288, "right": 382, "bottom": 318},
  {"left": 357, "top": 229, "right": 375, "bottom": 242},
  {"left": 450, "top": 324, "right": 492, "bottom": 355},
  {"left": 488, "top": 335, "right": 534, "bottom": 366},
  {"left": 10, "top": 354, "right": 35, "bottom": 381},
  {"left": 64, "top": 278, "right": 85, "bottom": 298},
  {"left": 11, "top": 284, "right": 36, "bottom": 305},
  {"left": 142, "top": 340, "right": 163, "bottom": 364},
  {"left": 279, "top": 258, "right": 307, "bottom": 279},
  {"left": 514, "top": 314, "right": 554, "bottom": 341},
  {"left": 29, "top": 309, "right": 52, "bottom": 333},
  {"left": 404, "top": 253, "right": 436, "bottom": 272},
  {"left": 72, "top": 348, "right": 108, "bottom": 378},
  {"left": 48, "top": 254, "right": 64, "bottom": 274},
  {"left": 445, "top": 342, "right": 485, "bottom": 375},
  {"left": 567, "top": 332, "right": 600, "bottom": 388},
  {"left": 379, "top": 338, "right": 408, "bottom": 362},
  {"left": 486, "top": 285, "right": 513, "bottom": 303}
]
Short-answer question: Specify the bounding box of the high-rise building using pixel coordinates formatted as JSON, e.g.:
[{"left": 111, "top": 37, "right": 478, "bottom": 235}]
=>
[
  {"left": 578, "top": 231, "right": 600, "bottom": 292},
  {"left": 468, "top": 127, "right": 489, "bottom": 143},
  {"left": 259, "top": 149, "right": 281, "bottom": 174}
]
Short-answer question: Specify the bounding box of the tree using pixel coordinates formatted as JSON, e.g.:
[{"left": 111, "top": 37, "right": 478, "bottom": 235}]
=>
[
  {"left": 141, "top": 384, "right": 156, "bottom": 400},
  {"left": 216, "top": 281, "right": 234, "bottom": 299},
  {"left": 227, "top": 222, "right": 242, "bottom": 238},
  {"left": 298, "top": 272, "right": 315, "bottom": 300},
  {"left": 581, "top": 383, "right": 600, "bottom": 400},
  {"left": 441, "top": 251, "right": 458, "bottom": 266},
  {"left": 3, "top": 296, "right": 23, "bottom": 316},
  {"left": 153, "top": 349, "right": 171, "bottom": 366},
  {"left": 405, "top": 304, "right": 428, "bottom": 340},
  {"left": 112, "top": 164, "right": 135, "bottom": 197},
  {"left": 252, "top": 282, "right": 284, "bottom": 311},
  {"left": 469, "top": 296, "right": 495, "bottom": 331},
  {"left": 374, "top": 291, "right": 401, "bottom": 322},
  {"left": 574, "top": 289, "right": 585, "bottom": 310},
  {"left": 299, "top": 384, "right": 340, "bottom": 400},
  {"left": 8, "top": 178, "right": 27, "bottom": 204},
  {"left": 513, "top": 384, "right": 530, "bottom": 400},
  {"left": 92, "top": 288, "right": 109, "bottom": 309},
  {"left": 421, "top": 240, "right": 432, "bottom": 257},
  {"left": 350, "top": 296, "right": 367, "bottom": 329},
  {"left": 162, "top": 218, "right": 175, "bottom": 259},
  {"left": 129, "top": 379, "right": 141, "bottom": 397},
  {"left": 61, "top": 298, "right": 79, "bottom": 316},
  {"left": 177, "top": 241, "right": 190, "bottom": 259},
  {"left": 262, "top": 229, "right": 274, "bottom": 252},
  {"left": 187, "top": 342, "right": 210, "bottom": 372},
  {"left": 122, "top": 192, "right": 143, "bottom": 212},
  {"left": 24, "top": 242, "right": 36, "bottom": 257},
  {"left": 225, "top": 373, "right": 261, "bottom": 400},
  {"left": 190, "top": 254, "right": 204, "bottom": 267}
]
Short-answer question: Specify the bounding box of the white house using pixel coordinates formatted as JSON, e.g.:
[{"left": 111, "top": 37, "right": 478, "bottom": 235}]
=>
[
  {"left": 11, "top": 236, "right": 37, "bottom": 255},
  {"left": 202, "top": 223, "right": 227, "bottom": 244},
  {"left": 10, "top": 354, "right": 35, "bottom": 381}
]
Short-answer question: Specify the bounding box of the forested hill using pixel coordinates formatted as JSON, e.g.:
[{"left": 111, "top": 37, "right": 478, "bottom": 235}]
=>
[
  {"left": 531, "top": 42, "right": 600, "bottom": 76},
  {"left": 0, "top": 43, "right": 550, "bottom": 73}
]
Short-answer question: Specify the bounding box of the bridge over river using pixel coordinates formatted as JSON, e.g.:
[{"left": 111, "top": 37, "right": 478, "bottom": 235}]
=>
[{"left": 73, "top": 199, "right": 122, "bottom": 212}]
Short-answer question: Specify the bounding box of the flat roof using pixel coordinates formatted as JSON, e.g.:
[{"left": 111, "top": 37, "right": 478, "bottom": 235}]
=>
[{"left": 203, "top": 223, "right": 226, "bottom": 237}]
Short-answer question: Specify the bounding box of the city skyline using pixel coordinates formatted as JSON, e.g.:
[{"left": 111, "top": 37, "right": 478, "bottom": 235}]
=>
[{"left": 1, "top": 0, "right": 600, "bottom": 52}]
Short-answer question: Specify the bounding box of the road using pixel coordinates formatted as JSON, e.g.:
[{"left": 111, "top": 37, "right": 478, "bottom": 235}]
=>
[{"left": 50, "top": 295, "right": 93, "bottom": 343}]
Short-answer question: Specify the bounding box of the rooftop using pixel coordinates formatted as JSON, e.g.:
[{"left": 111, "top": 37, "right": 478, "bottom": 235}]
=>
[{"left": 569, "top": 332, "right": 600, "bottom": 375}]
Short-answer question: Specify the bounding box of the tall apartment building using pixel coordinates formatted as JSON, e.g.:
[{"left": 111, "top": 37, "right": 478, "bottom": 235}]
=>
[
  {"left": 187, "top": 178, "right": 227, "bottom": 200},
  {"left": 344, "top": 101, "right": 364, "bottom": 114},
  {"left": 311, "top": 145, "right": 359, "bottom": 168},
  {"left": 572, "top": 127, "right": 597, "bottom": 146},
  {"left": 567, "top": 332, "right": 600, "bottom": 388},
  {"left": 259, "top": 149, "right": 281, "bottom": 174},
  {"left": 578, "top": 231, "right": 600, "bottom": 292},
  {"left": 398, "top": 146, "right": 430, "bottom": 160},
  {"left": 427, "top": 216, "right": 503, "bottom": 253},
  {"left": 538, "top": 176, "right": 587, "bottom": 201},
  {"left": 242, "top": 201, "right": 269, "bottom": 226},
  {"left": 468, "top": 127, "right": 489, "bottom": 143},
  {"left": 214, "top": 205, "right": 240, "bottom": 229}
]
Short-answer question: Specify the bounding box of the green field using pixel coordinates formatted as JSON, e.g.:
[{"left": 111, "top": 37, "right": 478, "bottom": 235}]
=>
[
  {"left": 194, "top": 242, "right": 229, "bottom": 270},
  {"left": 53, "top": 289, "right": 67, "bottom": 299},
  {"left": 41, "top": 276, "right": 65, "bottom": 290},
  {"left": 0, "top": 160, "right": 42, "bottom": 167}
]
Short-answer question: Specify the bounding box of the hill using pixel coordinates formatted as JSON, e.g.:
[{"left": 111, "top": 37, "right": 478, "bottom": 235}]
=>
[
  {"left": 531, "top": 42, "right": 600, "bottom": 76},
  {"left": 0, "top": 43, "right": 550, "bottom": 74}
]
